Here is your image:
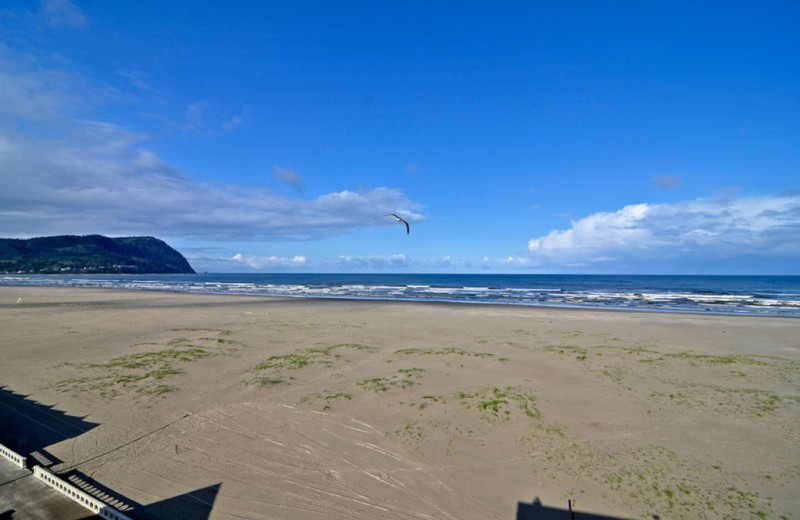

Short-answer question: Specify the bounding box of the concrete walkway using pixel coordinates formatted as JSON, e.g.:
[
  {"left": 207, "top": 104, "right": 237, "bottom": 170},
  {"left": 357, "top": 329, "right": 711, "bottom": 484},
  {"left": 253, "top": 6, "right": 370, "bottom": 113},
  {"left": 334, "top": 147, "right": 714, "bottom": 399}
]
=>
[{"left": 0, "top": 458, "right": 95, "bottom": 520}]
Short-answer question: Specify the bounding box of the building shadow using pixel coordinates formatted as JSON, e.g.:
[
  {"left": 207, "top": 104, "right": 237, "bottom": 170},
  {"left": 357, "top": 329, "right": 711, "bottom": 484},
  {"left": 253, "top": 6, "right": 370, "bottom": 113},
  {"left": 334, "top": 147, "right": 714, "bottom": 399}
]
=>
[
  {"left": 1, "top": 386, "right": 221, "bottom": 519},
  {"left": 60, "top": 470, "right": 138, "bottom": 515},
  {"left": 135, "top": 483, "right": 221, "bottom": 520},
  {"left": 71, "top": 482, "right": 221, "bottom": 520},
  {"left": 517, "top": 497, "right": 658, "bottom": 520},
  {"left": 0, "top": 386, "right": 99, "bottom": 468}
]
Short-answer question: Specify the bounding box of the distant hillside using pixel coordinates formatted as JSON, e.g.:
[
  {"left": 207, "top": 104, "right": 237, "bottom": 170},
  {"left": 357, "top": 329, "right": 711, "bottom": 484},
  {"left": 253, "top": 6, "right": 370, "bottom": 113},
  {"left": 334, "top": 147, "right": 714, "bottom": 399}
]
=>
[{"left": 0, "top": 235, "right": 195, "bottom": 274}]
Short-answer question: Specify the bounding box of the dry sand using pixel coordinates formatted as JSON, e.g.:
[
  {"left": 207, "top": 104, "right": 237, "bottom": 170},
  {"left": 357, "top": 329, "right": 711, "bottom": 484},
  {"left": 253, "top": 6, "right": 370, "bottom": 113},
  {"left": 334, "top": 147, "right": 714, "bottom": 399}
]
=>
[{"left": 1, "top": 286, "right": 798, "bottom": 519}]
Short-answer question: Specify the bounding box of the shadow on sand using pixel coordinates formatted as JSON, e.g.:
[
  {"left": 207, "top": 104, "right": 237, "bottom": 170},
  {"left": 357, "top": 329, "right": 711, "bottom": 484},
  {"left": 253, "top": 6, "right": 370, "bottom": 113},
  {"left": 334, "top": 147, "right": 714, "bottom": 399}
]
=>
[
  {"left": 517, "top": 497, "right": 659, "bottom": 520},
  {"left": 0, "top": 386, "right": 99, "bottom": 469},
  {"left": 70, "top": 482, "right": 221, "bottom": 520},
  {"left": 0, "top": 386, "right": 221, "bottom": 519}
]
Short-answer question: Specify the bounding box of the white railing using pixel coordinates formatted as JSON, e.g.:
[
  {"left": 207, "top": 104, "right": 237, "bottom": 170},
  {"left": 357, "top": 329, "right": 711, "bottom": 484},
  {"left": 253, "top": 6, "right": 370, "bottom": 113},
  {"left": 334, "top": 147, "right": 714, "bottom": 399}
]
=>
[
  {"left": 33, "top": 466, "right": 133, "bottom": 520},
  {"left": 0, "top": 442, "right": 26, "bottom": 468}
]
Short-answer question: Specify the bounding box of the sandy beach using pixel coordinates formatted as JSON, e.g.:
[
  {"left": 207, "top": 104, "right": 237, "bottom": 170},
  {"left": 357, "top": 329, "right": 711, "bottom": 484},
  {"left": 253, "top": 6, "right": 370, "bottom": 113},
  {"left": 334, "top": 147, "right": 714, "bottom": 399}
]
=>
[{"left": 1, "top": 286, "right": 798, "bottom": 520}]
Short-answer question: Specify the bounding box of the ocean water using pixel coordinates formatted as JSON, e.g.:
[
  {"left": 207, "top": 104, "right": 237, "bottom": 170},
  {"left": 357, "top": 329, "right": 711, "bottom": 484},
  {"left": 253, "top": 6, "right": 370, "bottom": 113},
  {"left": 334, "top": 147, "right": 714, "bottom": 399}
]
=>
[{"left": 3, "top": 273, "right": 800, "bottom": 317}]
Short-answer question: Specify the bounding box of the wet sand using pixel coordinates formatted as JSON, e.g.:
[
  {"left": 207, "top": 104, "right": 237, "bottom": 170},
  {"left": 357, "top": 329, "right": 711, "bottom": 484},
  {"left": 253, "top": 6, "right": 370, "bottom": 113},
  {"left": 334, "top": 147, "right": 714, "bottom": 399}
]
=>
[{"left": 1, "top": 286, "right": 798, "bottom": 519}]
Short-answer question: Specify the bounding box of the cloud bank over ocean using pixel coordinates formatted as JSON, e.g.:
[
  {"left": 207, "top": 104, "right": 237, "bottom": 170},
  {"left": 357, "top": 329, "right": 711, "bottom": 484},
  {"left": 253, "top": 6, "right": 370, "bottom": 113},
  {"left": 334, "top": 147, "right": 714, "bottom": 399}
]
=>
[
  {"left": 0, "top": 122, "right": 422, "bottom": 240},
  {"left": 526, "top": 193, "right": 800, "bottom": 272},
  {"left": 0, "top": 34, "right": 423, "bottom": 243}
]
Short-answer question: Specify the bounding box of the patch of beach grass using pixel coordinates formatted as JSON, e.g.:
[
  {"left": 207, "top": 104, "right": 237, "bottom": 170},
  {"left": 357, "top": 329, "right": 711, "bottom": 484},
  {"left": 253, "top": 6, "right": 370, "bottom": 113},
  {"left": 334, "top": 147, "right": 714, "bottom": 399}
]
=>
[
  {"left": 457, "top": 386, "right": 540, "bottom": 422},
  {"left": 51, "top": 333, "right": 234, "bottom": 399},
  {"left": 298, "top": 390, "right": 353, "bottom": 411},
  {"left": 254, "top": 343, "right": 377, "bottom": 372},
  {"left": 729, "top": 388, "right": 800, "bottom": 415},
  {"left": 357, "top": 373, "right": 418, "bottom": 392},
  {"left": 307, "top": 343, "right": 379, "bottom": 355},
  {"left": 543, "top": 345, "right": 779, "bottom": 367},
  {"left": 93, "top": 341, "right": 212, "bottom": 371},
  {"left": 544, "top": 441, "right": 780, "bottom": 520},
  {"left": 250, "top": 377, "right": 287, "bottom": 387},
  {"left": 646, "top": 381, "right": 799, "bottom": 418},
  {"left": 663, "top": 352, "right": 770, "bottom": 366},
  {"left": 356, "top": 367, "right": 426, "bottom": 393},
  {"left": 544, "top": 345, "right": 588, "bottom": 356},
  {"left": 200, "top": 337, "right": 236, "bottom": 344},
  {"left": 393, "top": 421, "right": 426, "bottom": 443},
  {"left": 254, "top": 353, "right": 311, "bottom": 370},
  {"left": 394, "top": 346, "right": 495, "bottom": 358},
  {"left": 249, "top": 343, "right": 379, "bottom": 386},
  {"left": 401, "top": 394, "right": 444, "bottom": 411},
  {"left": 397, "top": 367, "right": 426, "bottom": 376},
  {"left": 546, "top": 344, "right": 665, "bottom": 362}
]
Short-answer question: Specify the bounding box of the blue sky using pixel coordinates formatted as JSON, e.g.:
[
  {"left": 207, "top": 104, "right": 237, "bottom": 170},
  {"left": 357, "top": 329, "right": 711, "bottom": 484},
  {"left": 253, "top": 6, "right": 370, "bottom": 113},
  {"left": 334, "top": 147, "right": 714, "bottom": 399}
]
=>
[{"left": 1, "top": 1, "right": 798, "bottom": 273}]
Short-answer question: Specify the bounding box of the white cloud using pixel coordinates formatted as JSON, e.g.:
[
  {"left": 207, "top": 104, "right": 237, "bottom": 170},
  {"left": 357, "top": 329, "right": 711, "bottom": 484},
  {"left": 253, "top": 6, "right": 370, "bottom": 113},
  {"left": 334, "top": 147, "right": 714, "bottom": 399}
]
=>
[
  {"left": 0, "top": 41, "right": 423, "bottom": 242},
  {"left": 231, "top": 253, "right": 307, "bottom": 269},
  {"left": 494, "top": 256, "right": 533, "bottom": 268},
  {"left": 333, "top": 254, "right": 411, "bottom": 269},
  {"left": 527, "top": 194, "right": 800, "bottom": 270},
  {"left": 0, "top": 124, "right": 422, "bottom": 239}
]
